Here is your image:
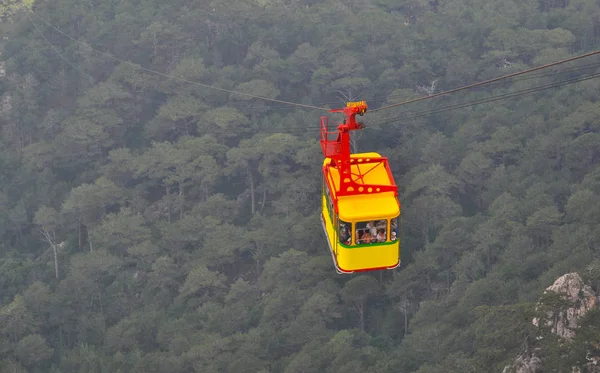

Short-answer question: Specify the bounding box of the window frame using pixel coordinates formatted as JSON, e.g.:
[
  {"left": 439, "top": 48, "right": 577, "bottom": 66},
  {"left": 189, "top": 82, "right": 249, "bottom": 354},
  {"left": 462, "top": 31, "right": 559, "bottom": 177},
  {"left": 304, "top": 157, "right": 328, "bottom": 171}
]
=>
[
  {"left": 323, "top": 175, "right": 334, "bottom": 223},
  {"left": 353, "top": 219, "right": 390, "bottom": 245},
  {"left": 390, "top": 216, "right": 399, "bottom": 241},
  {"left": 338, "top": 219, "right": 351, "bottom": 245}
]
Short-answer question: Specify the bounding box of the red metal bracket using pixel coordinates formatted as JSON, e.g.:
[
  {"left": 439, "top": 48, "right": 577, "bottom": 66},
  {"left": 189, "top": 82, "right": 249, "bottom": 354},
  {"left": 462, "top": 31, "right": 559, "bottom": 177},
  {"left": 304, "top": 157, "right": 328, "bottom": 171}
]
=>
[{"left": 320, "top": 102, "right": 398, "bottom": 198}]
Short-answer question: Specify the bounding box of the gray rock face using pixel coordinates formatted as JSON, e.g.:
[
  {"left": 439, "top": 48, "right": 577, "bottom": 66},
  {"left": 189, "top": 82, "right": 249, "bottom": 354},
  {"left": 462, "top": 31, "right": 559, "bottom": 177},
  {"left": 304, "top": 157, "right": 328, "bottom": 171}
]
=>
[
  {"left": 533, "top": 273, "right": 597, "bottom": 340},
  {"left": 504, "top": 273, "right": 598, "bottom": 373}
]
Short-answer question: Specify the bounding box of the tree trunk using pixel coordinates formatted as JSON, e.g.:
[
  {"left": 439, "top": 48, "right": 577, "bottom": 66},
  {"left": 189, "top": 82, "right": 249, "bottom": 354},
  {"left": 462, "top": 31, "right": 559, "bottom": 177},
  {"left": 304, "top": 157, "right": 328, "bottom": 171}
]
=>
[
  {"left": 40, "top": 227, "right": 59, "bottom": 280},
  {"left": 357, "top": 302, "right": 365, "bottom": 332},
  {"left": 249, "top": 172, "right": 256, "bottom": 215},
  {"left": 53, "top": 244, "right": 59, "bottom": 279},
  {"left": 253, "top": 243, "right": 262, "bottom": 278},
  {"left": 351, "top": 132, "right": 358, "bottom": 154},
  {"left": 17, "top": 223, "right": 22, "bottom": 243},
  {"left": 179, "top": 183, "right": 184, "bottom": 220},
  {"left": 260, "top": 188, "right": 267, "bottom": 213},
  {"left": 98, "top": 285, "right": 106, "bottom": 332},
  {"left": 87, "top": 225, "right": 93, "bottom": 252},
  {"left": 166, "top": 185, "right": 171, "bottom": 222},
  {"left": 403, "top": 307, "right": 408, "bottom": 335},
  {"left": 398, "top": 297, "right": 410, "bottom": 336}
]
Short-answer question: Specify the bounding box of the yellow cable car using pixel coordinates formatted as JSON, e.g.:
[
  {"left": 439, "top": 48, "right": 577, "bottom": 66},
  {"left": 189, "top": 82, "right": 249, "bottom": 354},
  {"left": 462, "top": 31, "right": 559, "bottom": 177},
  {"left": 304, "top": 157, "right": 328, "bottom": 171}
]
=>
[{"left": 319, "top": 101, "right": 400, "bottom": 274}]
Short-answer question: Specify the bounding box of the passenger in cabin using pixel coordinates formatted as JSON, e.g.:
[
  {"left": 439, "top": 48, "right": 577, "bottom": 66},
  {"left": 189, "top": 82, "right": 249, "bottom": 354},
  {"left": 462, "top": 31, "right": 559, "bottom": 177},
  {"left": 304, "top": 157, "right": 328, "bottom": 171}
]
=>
[
  {"left": 376, "top": 228, "right": 386, "bottom": 242},
  {"left": 340, "top": 231, "right": 349, "bottom": 244},
  {"left": 391, "top": 231, "right": 397, "bottom": 241},
  {"left": 355, "top": 230, "right": 363, "bottom": 244},
  {"left": 362, "top": 231, "right": 373, "bottom": 244},
  {"left": 367, "top": 221, "right": 377, "bottom": 237},
  {"left": 340, "top": 224, "right": 350, "bottom": 244}
]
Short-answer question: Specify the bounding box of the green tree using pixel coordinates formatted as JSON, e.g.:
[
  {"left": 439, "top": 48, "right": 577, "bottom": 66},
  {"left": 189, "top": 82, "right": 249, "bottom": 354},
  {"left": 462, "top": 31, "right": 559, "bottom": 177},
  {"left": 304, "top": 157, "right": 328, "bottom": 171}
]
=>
[
  {"left": 33, "top": 206, "right": 62, "bottom": 279},
  {"left": 58, "top": 344, "right": 105, "bottom": 373},
  {"left": 565, "top": 189, "right": 600, "bottom": 224},
  {"left": 90, "top": 212, "right": 151, "bottom": 256},
  {"left": 341, "top": 276, "right": 380, "bottom": 332},
  {"left": 177, "top": 264, "right": 227, "bottom": 308},
  {"left": 457, "top": 151, "right": 494, "bottom": 209},
  {"left": 14, "top": 334, "right": 53, "bottom": 369},
  {"left": 61, "top": 177, "right": 126, "bottom": 250}
]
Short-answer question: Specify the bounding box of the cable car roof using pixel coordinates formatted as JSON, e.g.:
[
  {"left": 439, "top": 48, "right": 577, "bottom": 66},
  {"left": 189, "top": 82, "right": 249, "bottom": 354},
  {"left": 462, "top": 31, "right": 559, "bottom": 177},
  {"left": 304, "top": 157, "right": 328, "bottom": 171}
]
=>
[
  {"left": 324, "top": 151, "right": 399, "bottom": 221},
  {"left": 337, "top": 192, "right": 399, "bottom": 221}
]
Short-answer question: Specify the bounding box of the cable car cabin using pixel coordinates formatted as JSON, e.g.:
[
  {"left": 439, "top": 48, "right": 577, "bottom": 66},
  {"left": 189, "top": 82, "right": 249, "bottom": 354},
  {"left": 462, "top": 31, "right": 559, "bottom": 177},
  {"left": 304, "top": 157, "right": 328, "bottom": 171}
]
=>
[
  {"left": 319, "top": 102, "right": 401, "bottom": 274},
  {"left": 321, "top": 153, "right": 400, "bottom": 273}
]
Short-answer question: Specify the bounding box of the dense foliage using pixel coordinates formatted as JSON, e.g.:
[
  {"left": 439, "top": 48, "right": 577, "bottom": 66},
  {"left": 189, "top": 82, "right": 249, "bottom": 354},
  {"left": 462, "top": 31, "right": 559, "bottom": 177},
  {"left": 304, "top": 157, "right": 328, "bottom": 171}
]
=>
[{"left": 2, "top": 0, "right": 600, "bottom": 371}]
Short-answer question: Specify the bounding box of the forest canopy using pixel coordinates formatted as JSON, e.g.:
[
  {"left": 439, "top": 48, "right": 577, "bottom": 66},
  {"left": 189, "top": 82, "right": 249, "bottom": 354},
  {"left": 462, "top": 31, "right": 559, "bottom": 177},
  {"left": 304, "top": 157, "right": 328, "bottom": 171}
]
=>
[{"left": 2, "top": 0, "right": 600, "bottom": 371}]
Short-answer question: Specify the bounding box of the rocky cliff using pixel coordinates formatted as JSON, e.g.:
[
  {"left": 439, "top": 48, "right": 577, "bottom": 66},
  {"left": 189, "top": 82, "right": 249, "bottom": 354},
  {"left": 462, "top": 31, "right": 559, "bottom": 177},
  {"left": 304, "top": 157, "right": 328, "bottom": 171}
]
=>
[
  {"left": 533, "top": 273, "right": 597, "bottom": 340},
  {"left": 504, "top": 273, "right": 599, "bottom": 373}
]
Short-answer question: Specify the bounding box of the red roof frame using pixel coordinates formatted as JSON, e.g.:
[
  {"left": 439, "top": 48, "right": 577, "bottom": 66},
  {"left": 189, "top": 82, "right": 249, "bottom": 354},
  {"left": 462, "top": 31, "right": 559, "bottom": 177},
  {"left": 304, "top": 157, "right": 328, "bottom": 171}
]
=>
[{"left": 320, "top": 102, "right": 398, "bottom": 212}]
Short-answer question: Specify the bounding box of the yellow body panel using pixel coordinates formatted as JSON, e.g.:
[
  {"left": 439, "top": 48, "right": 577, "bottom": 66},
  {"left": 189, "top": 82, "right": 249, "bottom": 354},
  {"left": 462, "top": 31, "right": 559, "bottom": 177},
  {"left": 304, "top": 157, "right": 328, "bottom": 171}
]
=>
[
  {"left": 338, "top": 192, "right": 398, "bottom": 221},
  {"left": 321, "top": 152, "right": 400, "bottom": 273}
]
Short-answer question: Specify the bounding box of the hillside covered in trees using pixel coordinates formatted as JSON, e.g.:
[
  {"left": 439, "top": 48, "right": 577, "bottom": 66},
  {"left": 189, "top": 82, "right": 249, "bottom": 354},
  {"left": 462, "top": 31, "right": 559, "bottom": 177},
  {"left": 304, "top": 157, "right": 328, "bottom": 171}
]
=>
[{"left": 2, "top": 0, "right": 600, "bottom": 371}]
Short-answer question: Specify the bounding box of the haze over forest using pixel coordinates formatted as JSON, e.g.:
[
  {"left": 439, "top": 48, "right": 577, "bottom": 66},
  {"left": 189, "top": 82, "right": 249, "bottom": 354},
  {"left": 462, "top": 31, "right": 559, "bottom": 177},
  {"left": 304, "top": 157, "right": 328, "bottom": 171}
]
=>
[{"left": 2, "top": 0, "right": 600, "bottom": 371}]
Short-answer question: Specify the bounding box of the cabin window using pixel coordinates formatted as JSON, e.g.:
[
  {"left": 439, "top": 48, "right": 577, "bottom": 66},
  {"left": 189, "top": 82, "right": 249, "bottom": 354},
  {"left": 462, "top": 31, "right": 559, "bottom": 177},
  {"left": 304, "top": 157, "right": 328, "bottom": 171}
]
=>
[
  {"left": 355, "top": 219, "right": 387, "bottom": 244},
  {"left": 339, "top": 220, "right": 351, "bottom": 245},
  {"left": 326, "top": 194, "right": 334, "bottom": 222},
  {"left": 391, "top": 216, "right": 399, "bottom": 241},
  {"left": 323, "top": 177, "right": 334, "bottom": 222}
]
